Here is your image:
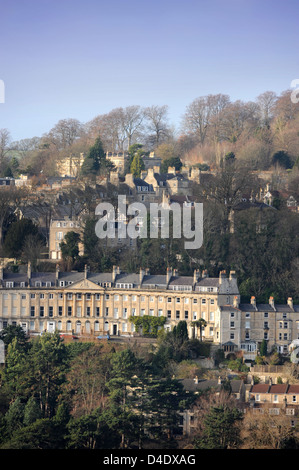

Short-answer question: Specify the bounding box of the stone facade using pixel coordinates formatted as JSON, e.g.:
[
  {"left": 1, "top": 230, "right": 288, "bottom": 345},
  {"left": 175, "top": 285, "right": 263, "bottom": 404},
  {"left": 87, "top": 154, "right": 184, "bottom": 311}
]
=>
[
  {"left": 219, "top": 296, "right": 299, "bottom": 361},
  {"left": 0, "top": 266, "right": 238, "bottom": 339},
  {"left": 56, "top": 153, "right": 85, "bottom": 177},
  {"left": 1, "top": 265, "right": 298, "bottom": 363},
  {"left": 49, "top": 218, "right": 84, "bottom": 260}
]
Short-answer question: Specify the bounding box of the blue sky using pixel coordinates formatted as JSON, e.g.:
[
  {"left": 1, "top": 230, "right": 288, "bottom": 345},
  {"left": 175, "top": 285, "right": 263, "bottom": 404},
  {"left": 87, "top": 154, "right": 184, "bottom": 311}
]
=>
[{"left": 1, "top": 0, "right": 299, "bottom": 141}]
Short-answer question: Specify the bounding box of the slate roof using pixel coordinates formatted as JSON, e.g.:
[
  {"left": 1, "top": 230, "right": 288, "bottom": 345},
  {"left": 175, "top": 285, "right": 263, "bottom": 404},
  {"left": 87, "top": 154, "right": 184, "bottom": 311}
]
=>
[
  {"left": 133, "top": 178, "right": 154, "bottom": 190},
  {"left": 168, "top": 276, "right": 194, "bottom": 286},
  {"left": 179, "top": 378, "right": 222, "bottom": 393},
  {"left": 180, "top": 378, "right": 243, "bottom": 394},
  {"left": 142, "top": 274, "right": 167, "bottom": 287},
  {"left": 114, "top": 273, "right": 141, "bottom": 285},
  {"left": 239, "top": 303, "right": 275, "bottom": 312},
  {"left": 233, "top": 201, "right": 275, "bottom": 211},
  {"left": 88, "top": 273, "right": 113, "bottom": 284},
  {"left": 58, "top": 272, "right": 84, "bottom": 283}
]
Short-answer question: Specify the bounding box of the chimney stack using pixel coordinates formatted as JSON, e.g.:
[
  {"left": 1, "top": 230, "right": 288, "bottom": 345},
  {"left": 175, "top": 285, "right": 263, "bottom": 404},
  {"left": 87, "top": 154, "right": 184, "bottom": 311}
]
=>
[
  {"left": 139, "top": 267, "right": 145, "bottom": 285},
  {"left": 166, "top": 267, "right": 173, "bottom": 284},
  {"left": 194, "top": 269, "right": 200, "bottom": 283},
  {"left": 202, "top": 269, "right": 208, "bottom": 279},
  {"left": 27, "top": 262, "right": 32, "bottom": 280},
  {"left": 269, "top": 296, "right": 275, "bottom": 310},
  {"left": 287, "top": 297, "right": 294, "bottom": 310},
  {"left": 56, "top": 264, "right": 60, "bottom": 281},
  {"left": 250, "top": 296, "right": 256, "bottom": 309},
  {"left": 219, "top": 270, "right": 226, "bottom": 284},
  {"left": 233, "top": 296, "right": 239, "bottom": 308},
  {"left": 84, "top": 265, "right": 90, "bottom": 279},
  {"left": 112, "top": 265, "right": 118, "bottom": 283},
  {"left": 0, "top": 264, "right": 3, "bottom": 281}
]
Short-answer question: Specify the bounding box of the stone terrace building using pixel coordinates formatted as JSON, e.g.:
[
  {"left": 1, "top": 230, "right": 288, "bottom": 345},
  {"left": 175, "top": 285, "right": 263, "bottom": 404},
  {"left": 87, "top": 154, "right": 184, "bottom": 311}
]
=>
[
  {"left": 0, "top": 265, "right": 239, "bottom": 339},
  {"left": 247, "top": 382, "right": 299, "bottom": 426},
  {"left": 219, "top": 296, "right": 299, "bottom": 361}
]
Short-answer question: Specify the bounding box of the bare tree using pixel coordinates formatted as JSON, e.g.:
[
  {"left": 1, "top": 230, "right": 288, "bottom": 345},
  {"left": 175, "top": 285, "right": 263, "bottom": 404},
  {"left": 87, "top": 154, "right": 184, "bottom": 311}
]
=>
[
  {"left": 10, "top": 136, "right": 41, "bottom": 158},
  {"left": 182, "top": 96, "right": 212, "bottom": 145},
  {"left": 120, "top": 105, "right": 145, "bottom": 150},
  {"left": 256, "top": 91, "right": 277, "bottom": 127},
  {"left": 219, "top": 100, "right": 259, "bottom": 143},
  {"left": 197, "top": 159, "right": 259, "bottom": 232},
  {"left": 206, "top": 94, "right": 231, "bottom": 142},
  {"left": 46, "top": 118, "right": 84, "bottom": 150},
  {"left": 0, "top": 128, "right": 11, "bottom": 169},
  {"left": 273, "top": 89, "right": 299, "bottom": 123},
  {"left": 242, "top": 407, "right": 298, "bottom": 449},
  {"left": 144, "top": 104, "right": 170, "bottom": 148}
]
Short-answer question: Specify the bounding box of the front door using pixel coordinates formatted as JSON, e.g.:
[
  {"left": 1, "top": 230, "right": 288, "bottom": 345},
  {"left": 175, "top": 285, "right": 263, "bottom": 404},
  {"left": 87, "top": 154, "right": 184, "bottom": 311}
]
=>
[
  {"left": 113, "top": 324, "right": 118, "bottom": 336},
  {"left": 47, "top": 322, "right": 55, "bottom": 333}
]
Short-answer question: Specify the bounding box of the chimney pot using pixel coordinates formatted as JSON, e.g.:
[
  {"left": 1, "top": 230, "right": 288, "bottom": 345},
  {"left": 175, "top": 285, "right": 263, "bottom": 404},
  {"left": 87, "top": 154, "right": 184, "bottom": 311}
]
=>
[{"left": 288, "top": 297, "right": 294, "bottom": 309}]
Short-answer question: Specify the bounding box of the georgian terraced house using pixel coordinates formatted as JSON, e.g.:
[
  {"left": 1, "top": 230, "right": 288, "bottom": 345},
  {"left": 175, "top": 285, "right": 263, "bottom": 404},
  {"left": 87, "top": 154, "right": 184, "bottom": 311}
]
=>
[
  {"left": 0, "top": 264, "right": 298, "bottom": 360},
  {"left": 219, "top": 296, "right": 299, "bottom": 361},
  {"left": 0, "top": 265, "right": 238, "bottom": 339}
]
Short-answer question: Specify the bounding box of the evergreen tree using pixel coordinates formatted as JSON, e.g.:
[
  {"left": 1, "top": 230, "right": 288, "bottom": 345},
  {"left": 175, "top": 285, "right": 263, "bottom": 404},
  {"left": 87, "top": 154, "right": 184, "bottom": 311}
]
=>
[
  {"left": 0, "top": 324, "right": 29, "bottom": 351},
  {"left": 2, "top": 337, "right": 28, "bottom": 399},
  {"left": 195, "top": 405, "right": 243, "bottom": 449},
  {"left": 23, "top": 396, "right": 42, "bottom": 426},
  {"left": 5, "top": 398, "right": 25, "bottom": 436},
  {"left": 25, "top": 332, "right": 68, "bottom": 418},
  {"left": 175, "top": 320, "right": 189, "bottom": 342},
  {"left": 146, "top": 377, "right": 194, "bottom": 443},
  {"left": 130, "top": 152, "right": 145, "bottom": 177},
  {"left": 259, "top": 338, "right": 268, "bottom": 357},
  {"left": 105, "top": 349, "right": 146, "bottom": 448},
  {"left": 3, "top": 218, "right": 41, "bottom": 258},
  {"left": 160, "top": 156, "right": 182, "bottom": 173},
  {"left": 81, "top": 136, "right": 113, "bottom": 176}
]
